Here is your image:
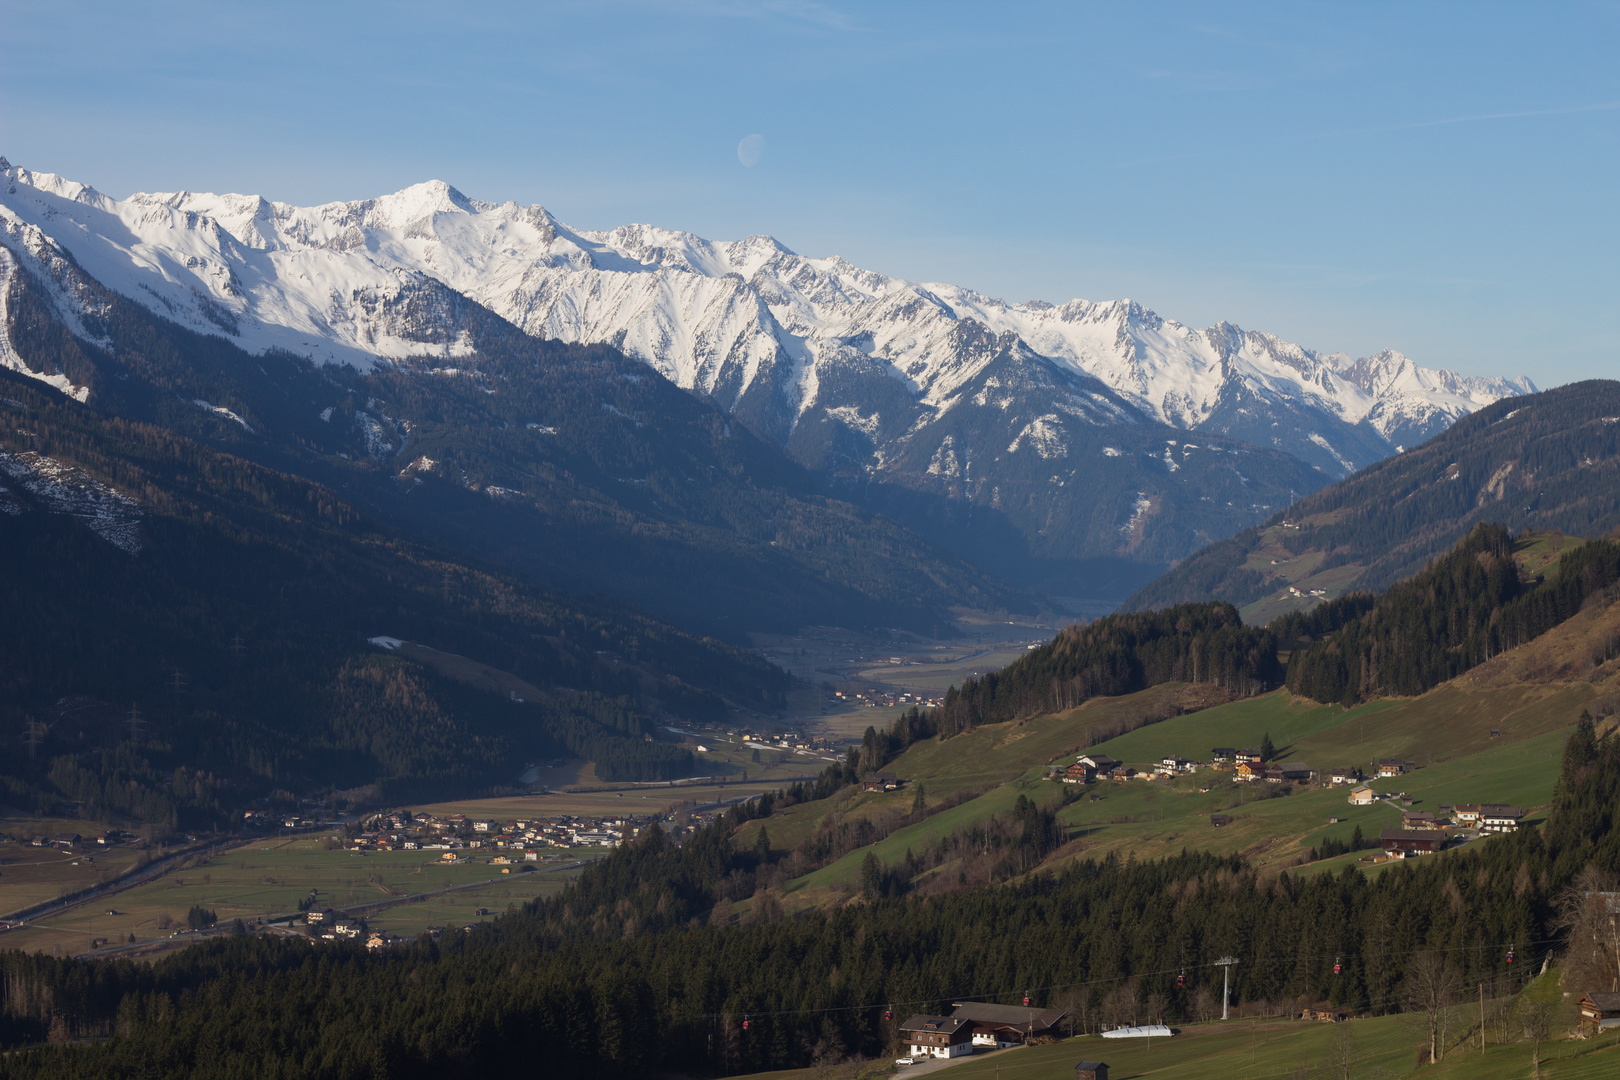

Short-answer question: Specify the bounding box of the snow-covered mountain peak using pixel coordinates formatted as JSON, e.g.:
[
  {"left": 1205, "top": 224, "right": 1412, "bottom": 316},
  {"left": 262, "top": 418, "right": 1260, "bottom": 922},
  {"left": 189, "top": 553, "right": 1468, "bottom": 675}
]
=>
[
  {"left": 3, "top": 162, "right": 108, "bottom": 210},
  {"left": 0, "top": 158, "right": 1534, "bottom": 479}
]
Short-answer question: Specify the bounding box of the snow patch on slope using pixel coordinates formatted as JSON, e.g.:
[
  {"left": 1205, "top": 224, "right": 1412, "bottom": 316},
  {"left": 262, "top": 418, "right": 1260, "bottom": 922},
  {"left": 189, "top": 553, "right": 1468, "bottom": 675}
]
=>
[
  {"left": 0, "top": 237, "right": 92, "bottom": 401},
  {"left": 0, "top": 450, "right": 141, "bottom": 552},
  {"left": 192, "top": 399, "right": 253, "bottom": 432},
  {"left": 1008, "top": 416, "right": 1068, "bottom": 459}
]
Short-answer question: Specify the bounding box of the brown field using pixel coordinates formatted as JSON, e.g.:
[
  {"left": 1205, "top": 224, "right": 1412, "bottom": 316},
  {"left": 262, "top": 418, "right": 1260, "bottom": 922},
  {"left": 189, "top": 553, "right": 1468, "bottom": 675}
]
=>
[
  {"left": 0, "top": 825, "right": 150, "bottom": 918},
  {"left": 415, "top": 778, "right": 814, "bottom": 822},
  {"left": 0, "top": 832, "right": 594, "bottom": 957}
]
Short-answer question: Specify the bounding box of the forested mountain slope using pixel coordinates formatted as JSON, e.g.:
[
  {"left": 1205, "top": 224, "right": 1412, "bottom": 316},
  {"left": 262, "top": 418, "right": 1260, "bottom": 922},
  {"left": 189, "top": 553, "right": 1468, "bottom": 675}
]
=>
[
  {"left": 0, "top": 222, "right": 1024, "bottom": 637},
  {"left": 1124, "top": 380, "right": 1620, "bottom": 617},
  {"left": 0, "top": 375, "right": 787, "bottom": 824},
  {"left": 1283, "top": 524, "right": 1620, "bottom": 704}
]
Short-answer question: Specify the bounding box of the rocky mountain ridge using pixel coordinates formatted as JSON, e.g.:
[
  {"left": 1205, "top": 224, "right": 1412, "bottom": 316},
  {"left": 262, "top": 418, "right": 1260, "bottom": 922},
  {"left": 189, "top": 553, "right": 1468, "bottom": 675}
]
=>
[{"left": 0, "top": 158, "right": 1533, "bottom": 601}]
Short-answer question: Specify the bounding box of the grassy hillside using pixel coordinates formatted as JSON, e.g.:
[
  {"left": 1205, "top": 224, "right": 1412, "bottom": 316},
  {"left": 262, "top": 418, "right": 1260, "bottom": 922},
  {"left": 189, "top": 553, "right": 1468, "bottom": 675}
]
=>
[
  {"left": 755, "top": 569, "right": 1620, "bottom": 904},
  {"left": 735, "top": 1008, "right": 1620, "bottom": 1080}
]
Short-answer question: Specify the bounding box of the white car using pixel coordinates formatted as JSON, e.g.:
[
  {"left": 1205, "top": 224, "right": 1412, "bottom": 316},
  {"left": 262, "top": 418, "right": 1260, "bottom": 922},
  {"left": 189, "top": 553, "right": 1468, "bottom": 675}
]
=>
[{"left": 895, "top": 1058, "right": 916, "bottom": 1066}]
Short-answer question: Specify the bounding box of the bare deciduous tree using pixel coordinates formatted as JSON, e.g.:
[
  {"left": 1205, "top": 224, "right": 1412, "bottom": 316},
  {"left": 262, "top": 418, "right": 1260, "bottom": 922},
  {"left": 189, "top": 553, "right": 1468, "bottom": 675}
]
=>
[
  {"left": 1516, "top": 993, "right": 1558, "bottom": 1080},
  {"left": 1192, "top": 984, "right": 1218, "bottom": 1024},
  {"left": 1054, "top": 985, "right": 1092, "bottom": 1036},
  {"left": 1553, "top": 864, "right": 1620, "bottom": 993},
  {"left": 1101, "top": 980, "right": 1141, "bottom": 1029},
  {"left": 1144, "top": 991, "right": 1169, "bottom": 1025},
  {"left": 1326, "top": 1020, "right": 1357, "bottom": 1080},
  {"left": 1401, "top": 952, "right": 1462, "bottom": 1064}
]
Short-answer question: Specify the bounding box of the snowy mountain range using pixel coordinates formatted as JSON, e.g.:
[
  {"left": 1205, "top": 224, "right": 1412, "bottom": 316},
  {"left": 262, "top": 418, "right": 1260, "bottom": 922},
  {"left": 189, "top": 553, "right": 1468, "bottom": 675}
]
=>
[{"left": 0, "top": 158, "right": 1534, "bottom": 602}]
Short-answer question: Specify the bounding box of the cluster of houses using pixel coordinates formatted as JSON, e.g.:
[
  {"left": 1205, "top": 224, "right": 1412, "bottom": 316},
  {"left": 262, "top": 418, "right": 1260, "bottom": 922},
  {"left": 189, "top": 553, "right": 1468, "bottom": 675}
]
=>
[
  {"left": 832, "top": 688, "right": 942, "bottom": 710},
  {"left": 302, "top": 906, "right": 479, "bottom": 949},
  {"left": 340, "top": 810, "right": 633, "bottom": 856},
  {"left": 26, "top": 829, "right": 132, "bottom": 850},
  {"left": 241, "top": 809, "right": 349, "bottom": 832},
  {"left": 1372, "top": 802, "right": 1524, "bottom": 858},
  {"left": 734, "top": 727, "right": 820, "bottom": 750},
  {"left": 1054, "top": 749, "right": 1320, "bottom": 786},
  {"left": 1047, "top": 749, "right": 1527, "bottom": 862}
]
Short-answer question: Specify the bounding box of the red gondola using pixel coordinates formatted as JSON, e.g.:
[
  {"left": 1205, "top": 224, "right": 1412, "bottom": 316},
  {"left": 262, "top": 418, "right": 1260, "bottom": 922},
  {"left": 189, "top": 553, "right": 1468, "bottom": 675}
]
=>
[
  {"left": 1333, "top": 957, "right": 1342, "bottom": 976},
  {"left": 742, "top": 1017, "right": 750, "bottom": 1032},
  {"left": 1176, "top": 970, "right": 1185, "bottom": 988},
  {"left": 1022, "top": 993, "right": 1031, "bottom": 1007},
  {"left": 884, "top": 1009, "right": 892, "bottom": 1021},
  {"left": 1507, "top": 945, "right": 1515, "bottom": 964}
]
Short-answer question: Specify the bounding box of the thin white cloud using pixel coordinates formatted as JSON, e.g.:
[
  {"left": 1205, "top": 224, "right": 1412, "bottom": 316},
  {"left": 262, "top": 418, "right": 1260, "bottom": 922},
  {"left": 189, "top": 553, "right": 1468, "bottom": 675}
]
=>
[{"left": 1390, "top": 100, "right": 1620, "bottom": 130}]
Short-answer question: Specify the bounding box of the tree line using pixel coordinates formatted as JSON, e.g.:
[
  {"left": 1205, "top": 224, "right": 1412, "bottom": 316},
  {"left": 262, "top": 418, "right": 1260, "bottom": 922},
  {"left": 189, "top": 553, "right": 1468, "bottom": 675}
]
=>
[
  {"left": 1286, "top": 523, "right": 1620, "bottom": 705},
  {"left": 935, "top": 601, "right": 1282, "bottom": 735}
]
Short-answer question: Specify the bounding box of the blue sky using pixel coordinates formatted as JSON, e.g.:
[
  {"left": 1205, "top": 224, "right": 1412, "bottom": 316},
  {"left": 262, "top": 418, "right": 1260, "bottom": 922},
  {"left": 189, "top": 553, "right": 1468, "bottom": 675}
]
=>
[{"left": 3, "top": 1, "right": 1617, "bottom": 384}]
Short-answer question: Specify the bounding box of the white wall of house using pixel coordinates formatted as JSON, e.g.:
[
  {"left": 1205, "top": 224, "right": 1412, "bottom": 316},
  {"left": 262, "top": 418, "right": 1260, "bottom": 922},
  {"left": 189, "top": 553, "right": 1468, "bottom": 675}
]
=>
[{"left": 909, "top": 1041, "right": 969, "bottom": 1058}]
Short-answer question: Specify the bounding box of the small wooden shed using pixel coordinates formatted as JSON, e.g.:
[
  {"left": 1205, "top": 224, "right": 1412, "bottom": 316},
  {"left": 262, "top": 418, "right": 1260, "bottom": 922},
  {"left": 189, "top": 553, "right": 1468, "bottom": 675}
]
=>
[
  {"left": 1074, "top": 1062, "right": 1109, "bottom": 1080},
  {"left": 1578, "top": 992, "right": 1620, "bottom": 1036}
]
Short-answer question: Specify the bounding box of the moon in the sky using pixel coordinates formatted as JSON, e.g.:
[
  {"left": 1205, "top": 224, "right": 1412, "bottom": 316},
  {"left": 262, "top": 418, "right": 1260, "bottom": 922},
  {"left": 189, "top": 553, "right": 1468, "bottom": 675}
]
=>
[{"left": 737, "top": 134, "right": 766, "bottom": 167}]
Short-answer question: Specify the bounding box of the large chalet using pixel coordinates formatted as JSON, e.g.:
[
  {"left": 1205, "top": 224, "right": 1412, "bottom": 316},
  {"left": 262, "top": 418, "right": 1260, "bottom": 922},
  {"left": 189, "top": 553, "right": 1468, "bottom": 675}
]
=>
[{"left": 948, "top": 1002, "right": 1067, "bottom": 1047}]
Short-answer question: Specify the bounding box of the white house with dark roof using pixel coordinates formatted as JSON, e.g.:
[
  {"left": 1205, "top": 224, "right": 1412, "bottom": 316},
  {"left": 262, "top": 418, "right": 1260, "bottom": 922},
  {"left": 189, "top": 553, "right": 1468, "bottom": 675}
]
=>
[{"left": 899, "top": 1015, "right": 972, "bottom": 1058}]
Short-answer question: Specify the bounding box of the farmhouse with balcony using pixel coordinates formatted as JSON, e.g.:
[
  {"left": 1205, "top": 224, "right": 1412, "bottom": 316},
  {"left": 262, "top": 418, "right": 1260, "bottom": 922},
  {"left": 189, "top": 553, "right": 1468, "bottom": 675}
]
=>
[
  {"left": 1479, "top": 805, "right": 1522, "bottom": 833},
  {"left": 899, "top": 1015, "right": 972, "bottom": 1059},
  {"left": 1064, "top": 762, "right": 1096, "bottom": 784}
]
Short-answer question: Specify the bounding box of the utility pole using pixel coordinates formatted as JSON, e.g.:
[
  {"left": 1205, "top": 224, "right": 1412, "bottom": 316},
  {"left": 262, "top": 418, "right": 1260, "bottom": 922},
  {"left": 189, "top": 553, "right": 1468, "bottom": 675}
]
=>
[
  {"left": 1479, "top": 981, "right": 1485, "bottom": 1051},
  {"left": 1216, "top": 956, "right": 1239, "bottom": 1020},
  {"left": 128, "top": 703, "right": 144, "bottom": 743},
  {"left": 23, "top": 718, "right": 46, "bottom": 761}
]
